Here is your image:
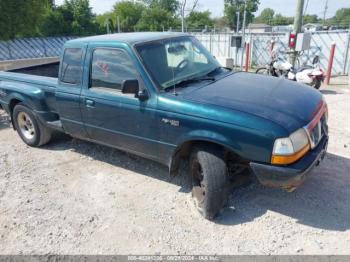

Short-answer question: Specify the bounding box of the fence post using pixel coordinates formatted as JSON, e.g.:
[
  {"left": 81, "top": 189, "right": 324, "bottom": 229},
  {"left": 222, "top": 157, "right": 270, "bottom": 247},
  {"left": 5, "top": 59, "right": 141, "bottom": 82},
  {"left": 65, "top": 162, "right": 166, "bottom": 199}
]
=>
[
  {"left": 209, "top": 32, "right": 212, "bottom": 54},
  {"left": 7, "top": 42, "right": 13, "bottom": 60},
  {"left": 270, "top": 40, "right": 275, "bottom": 54},
  {"left": 244, "top": 42, "right": 250, "bottom": 72},
  {"left": 326, "top": 42, "right": 336, "bottom": 85},
  {"left": 343, "top": 29, "right": 350, "bottom": 74}
]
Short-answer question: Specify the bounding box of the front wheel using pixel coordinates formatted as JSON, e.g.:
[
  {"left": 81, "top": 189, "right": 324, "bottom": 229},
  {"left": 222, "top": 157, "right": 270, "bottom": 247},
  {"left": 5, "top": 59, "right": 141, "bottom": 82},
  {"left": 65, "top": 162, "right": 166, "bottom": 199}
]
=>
[
  {"left": 190, "top": 145, "right": 229, "bottom": 220},
  {"left": 256, "top": 67, "right": 270, "bottom": 75},
  {"left": 13, "top": 103, "right": 51, "bottom": 147}
]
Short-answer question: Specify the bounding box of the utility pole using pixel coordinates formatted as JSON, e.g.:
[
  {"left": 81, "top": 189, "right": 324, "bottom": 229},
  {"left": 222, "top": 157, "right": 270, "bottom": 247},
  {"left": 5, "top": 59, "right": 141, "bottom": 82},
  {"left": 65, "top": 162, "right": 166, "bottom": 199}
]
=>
[
  {"left": 117, "top": 16, "right": 121, "bottom": 33},
  {"left": 323, "top": 0, "right": 328, "bottom": 26},
  {"left": 181, "top": 0, "right": 186, "bottom": 32},
  {"left": 290, "top": 0, "right": 304, "bottom": 66},
  {"left": 240, "top": 0, "right": 247, "bottom": 70},
  {"left": 235, "top": 11, "right": 240, "bottom": 68}
]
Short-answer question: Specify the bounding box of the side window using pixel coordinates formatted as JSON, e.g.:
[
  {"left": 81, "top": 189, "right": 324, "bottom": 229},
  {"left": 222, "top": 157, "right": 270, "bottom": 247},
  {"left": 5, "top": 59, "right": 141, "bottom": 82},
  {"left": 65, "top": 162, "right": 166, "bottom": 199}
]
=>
[
  {"left": 90, "top": 48, "right": 138, "bottom": 93},
  {"left": 60, "top": 48, "right": 83, "bottom": 84}
]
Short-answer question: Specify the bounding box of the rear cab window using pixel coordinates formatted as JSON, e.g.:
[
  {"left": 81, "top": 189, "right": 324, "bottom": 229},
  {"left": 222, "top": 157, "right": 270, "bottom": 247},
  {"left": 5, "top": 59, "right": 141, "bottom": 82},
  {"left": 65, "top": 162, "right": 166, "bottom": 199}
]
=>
[{"left": 60, "top": 48, "right": 83, "bottom": 85}]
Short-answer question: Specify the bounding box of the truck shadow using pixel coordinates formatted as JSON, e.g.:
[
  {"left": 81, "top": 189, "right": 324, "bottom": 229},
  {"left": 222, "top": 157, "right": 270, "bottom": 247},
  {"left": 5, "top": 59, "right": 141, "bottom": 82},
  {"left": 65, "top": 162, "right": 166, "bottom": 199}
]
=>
[
  {"left": 0, "top": 110, "right": 11, "bottom": 130},
  {"left": 217, "top": 152, "right": 350, "bottom": 231},
  {"left": 45, "top": 134, "right": 350, "bottom": 232},
  {"left": 44, "top": 133, "right": 192, "bottom": 192}
]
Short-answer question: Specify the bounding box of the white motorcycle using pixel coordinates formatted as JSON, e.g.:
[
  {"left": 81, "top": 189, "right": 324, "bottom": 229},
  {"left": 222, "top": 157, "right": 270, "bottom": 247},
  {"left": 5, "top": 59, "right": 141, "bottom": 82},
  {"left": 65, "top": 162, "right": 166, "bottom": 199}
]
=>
[
  {"left": 256, "top": 55, "right": 324, "bottom": 89},
  {"left": 288, "top": 56, "right": 324, "bottom": 89}
]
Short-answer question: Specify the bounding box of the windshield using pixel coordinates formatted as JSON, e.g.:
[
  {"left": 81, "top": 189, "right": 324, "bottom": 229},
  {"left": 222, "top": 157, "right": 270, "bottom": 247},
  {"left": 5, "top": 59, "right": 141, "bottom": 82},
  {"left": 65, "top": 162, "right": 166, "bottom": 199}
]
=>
[{"left": 135, "top": 36, "right": 221, "bottom": 90}]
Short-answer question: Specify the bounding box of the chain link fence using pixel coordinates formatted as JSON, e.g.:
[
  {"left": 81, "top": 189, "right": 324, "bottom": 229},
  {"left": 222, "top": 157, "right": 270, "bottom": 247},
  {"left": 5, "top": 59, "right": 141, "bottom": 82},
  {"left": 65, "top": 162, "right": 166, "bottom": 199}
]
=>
[
  {"left": 0, "top": 37, "right": 75, "bottom": 61},
  {"left": 0, "top": 32, "right": 349, "bottom": 75},
  {"left": 192, "top": 30, "right": 350, "bottom": 75}
]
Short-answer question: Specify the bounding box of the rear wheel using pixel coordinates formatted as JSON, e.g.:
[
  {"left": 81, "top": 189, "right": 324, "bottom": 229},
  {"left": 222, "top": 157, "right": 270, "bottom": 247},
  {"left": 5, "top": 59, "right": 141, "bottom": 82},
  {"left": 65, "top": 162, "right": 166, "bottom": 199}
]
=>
[
  {"left": 13, "top": 103, "right": 51, "bottom": 147},
  {"left": 190, "top": 145, "right": 229, "bottom": 220},
  {"left": 313, "top": 78, "right": 322, "bottom": 89},
  {"left": 256, "top": 67, "right": 270, "bottom": 75}
]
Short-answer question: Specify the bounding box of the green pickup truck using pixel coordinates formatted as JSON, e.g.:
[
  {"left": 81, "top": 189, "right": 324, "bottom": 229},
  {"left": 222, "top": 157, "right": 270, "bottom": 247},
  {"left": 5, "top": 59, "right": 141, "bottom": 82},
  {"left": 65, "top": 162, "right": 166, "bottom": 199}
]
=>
[{"left": 0, "top": 33, "right": 328, "bottom": 219}]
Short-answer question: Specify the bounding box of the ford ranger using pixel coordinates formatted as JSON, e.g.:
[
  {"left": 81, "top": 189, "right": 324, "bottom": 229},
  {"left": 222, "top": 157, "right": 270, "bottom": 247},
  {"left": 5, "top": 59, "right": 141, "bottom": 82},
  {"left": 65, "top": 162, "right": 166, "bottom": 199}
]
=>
[{"left": 0, "top": 33, "right": 329, "bottom": 219}]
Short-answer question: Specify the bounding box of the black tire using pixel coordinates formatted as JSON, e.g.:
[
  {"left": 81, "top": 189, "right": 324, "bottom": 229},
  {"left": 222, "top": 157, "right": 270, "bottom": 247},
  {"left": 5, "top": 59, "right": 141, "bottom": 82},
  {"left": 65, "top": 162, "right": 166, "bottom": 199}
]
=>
[
  {"left": 190, "top": 145, "right": 229, "bottom": 220},
  {"left": 13, "top": 103, "right": 51, "bottom": 147},
  {"left": 314, "top": 78, "right": 322, "bottom": 89},
  {"left": 256, "top": 67, "right": 270, "bottom": 75}
]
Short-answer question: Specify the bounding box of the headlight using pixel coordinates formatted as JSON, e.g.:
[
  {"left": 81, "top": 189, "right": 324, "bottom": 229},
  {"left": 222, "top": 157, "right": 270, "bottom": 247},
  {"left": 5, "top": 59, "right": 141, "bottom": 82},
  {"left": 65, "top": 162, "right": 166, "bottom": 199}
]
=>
[{"left": 271, "top": 128, "right": 310, "bottom": 165}]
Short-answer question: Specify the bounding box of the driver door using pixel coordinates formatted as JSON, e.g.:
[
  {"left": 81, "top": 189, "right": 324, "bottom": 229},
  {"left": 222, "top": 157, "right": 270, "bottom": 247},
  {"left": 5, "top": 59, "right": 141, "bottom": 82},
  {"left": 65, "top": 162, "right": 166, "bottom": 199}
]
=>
[{"left": 80, "top": 46, "right": 160, "bottom": 160}]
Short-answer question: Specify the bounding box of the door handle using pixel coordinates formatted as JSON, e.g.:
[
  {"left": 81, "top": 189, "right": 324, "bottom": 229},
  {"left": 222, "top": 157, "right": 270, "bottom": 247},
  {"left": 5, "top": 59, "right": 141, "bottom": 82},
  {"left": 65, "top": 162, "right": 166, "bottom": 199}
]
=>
[{"left": 85, "top": 99, "right": 95, "bottom": 108}]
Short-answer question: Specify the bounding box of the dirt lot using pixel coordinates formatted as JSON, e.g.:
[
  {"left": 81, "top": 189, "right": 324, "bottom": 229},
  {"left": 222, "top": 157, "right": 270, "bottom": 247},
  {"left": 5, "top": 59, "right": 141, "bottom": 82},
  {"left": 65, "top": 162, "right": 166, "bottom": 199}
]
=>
[{"left": 0, "top": 77, "right": 350, "bottom": 255}]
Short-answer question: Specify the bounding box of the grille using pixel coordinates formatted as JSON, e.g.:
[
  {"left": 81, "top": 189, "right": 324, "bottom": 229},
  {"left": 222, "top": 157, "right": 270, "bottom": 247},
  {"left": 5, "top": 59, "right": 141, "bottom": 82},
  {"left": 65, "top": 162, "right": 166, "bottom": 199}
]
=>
[{"left": 309, "top": 115, "right": 328, "bottom": 148}]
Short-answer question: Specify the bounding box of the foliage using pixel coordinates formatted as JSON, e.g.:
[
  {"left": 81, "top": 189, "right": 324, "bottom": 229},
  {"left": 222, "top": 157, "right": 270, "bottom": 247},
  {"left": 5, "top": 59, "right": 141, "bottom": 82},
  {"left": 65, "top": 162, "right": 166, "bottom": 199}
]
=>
[
  {"left": 213, "top": 17, "right": 229, "bottom": 30},
  {"left": 331, "top": 8, "right": 350, "bottom": 28},
  {"left": 186, "top": 11, "right": 214, "bottom": 30},
  {"left": 0, "top": 0, "right": 48, "bottom": 40},
  {"left": 1, "top": 0, "right": 349, "bottom": 40},
  {"left": 110, "top": 1, "right": 144, "bottom": 32},
  {"left": 40, "top": 0, "right": 100, "bottom": 36},
  {"left": 303, "top": 14, "right": 319, "bottom": 24},
  {"left": 271, "top": 14, "right": 293, "bottom": 26},
  {"left": 254, "top": 8, "right": 274, "bottom": 25},
  {"left": 144, "top": 0, "right": 180, "bottom": 13},
  {"left": 96, "top": 12, "right": 114, "bottom": 33},
  {"left": 224, "top": 0, "right": 260, "bottom": 30},
  {"left": 137, "top": 6, "right": 178, "bottom": 31}
]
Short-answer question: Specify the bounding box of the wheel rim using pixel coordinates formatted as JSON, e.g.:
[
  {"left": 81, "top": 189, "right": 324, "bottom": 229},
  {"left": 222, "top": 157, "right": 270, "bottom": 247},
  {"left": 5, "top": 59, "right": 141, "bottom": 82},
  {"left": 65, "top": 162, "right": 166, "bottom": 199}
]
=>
[
  {"left": 17, "top": 112, "right": 35, "bottom": 140},
  {"left": 191, "top": 159, "right": 206, "bottom": 207},
  {"left": 257, "top": 68, "right": 269, "bottom": 75}
]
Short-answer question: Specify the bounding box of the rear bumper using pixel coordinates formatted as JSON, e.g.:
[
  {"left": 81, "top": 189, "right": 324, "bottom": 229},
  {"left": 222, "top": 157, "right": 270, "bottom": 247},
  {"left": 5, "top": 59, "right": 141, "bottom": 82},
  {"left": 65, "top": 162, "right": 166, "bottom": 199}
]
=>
[{"left": 250, "top": 136, "right": 328, "bottom": 190}]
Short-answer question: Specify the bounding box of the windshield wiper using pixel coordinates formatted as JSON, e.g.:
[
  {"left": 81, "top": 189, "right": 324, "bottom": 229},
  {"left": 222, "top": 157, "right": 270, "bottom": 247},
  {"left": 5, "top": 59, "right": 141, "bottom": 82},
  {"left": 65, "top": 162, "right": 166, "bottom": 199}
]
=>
[
  {"left": 164, "top": 76, "right": 215, "bottom": 92},
  {"left": 206, "top": 66, "right": 222, "bottom": 76}
]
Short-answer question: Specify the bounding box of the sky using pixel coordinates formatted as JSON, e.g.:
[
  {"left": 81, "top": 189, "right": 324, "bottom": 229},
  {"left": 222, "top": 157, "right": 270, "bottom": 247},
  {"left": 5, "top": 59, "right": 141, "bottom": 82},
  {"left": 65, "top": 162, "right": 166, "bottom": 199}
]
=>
[{"left": 55, "top": 0, "right": 349, "bottom": 18}]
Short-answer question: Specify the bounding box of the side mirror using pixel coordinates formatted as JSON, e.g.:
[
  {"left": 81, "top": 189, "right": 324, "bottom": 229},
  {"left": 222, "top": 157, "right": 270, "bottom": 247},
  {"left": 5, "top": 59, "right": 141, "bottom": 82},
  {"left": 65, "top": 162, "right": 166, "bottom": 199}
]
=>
[
  {"left": 122, "top": 79, "right": 139, "bottom": 96},
  {"left": 312, "top": 56, "right": 320, "bottom": 65},
  {"left": 121, "top": 79, "right": 148, "bottom": 101}
]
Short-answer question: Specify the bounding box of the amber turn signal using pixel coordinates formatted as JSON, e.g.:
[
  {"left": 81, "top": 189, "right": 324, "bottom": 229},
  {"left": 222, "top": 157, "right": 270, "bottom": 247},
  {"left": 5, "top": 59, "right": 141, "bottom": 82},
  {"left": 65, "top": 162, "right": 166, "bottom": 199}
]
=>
[{"left": 271, "top": 144, "right": 310, "bottom": 165}]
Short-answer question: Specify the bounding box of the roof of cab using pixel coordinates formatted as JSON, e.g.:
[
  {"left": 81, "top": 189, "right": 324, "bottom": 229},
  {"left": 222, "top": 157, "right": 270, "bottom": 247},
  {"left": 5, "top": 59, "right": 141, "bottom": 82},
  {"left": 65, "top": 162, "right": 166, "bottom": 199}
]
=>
[{"left": 65, "top": 32, "right": 189, "bottom": 47}]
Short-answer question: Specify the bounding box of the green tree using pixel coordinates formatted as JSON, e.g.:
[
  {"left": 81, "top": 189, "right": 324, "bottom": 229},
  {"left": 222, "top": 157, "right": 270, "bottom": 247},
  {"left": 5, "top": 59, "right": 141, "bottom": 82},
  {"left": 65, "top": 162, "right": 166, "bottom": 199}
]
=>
[
  {"left": 186, "top": 11, "right": 214, "bottom": 30},
  {"left": 272, "top": 14, "right": 293, "bottom": 26},
  {"left": 40, "top": 0, "right": 100, "bottom": 36},
  {"left": 0, "top": 0, "right": 48, "bottom": 40},
  {"left": 96, "top": 12, "right": 114, "bottom": 33},
  {"left": 137, "top": 6, "right": 177, "bottom": 31},
  {"left": 224, "top": 0, "right": 260, "bottom": 30},
  {"left": 213, "top": 17, "right": 229, "bottom": 30},
  {"left": 332, "top": 8, "right": 350, "bottom": 27},
  {"left": 111, "top": 1, "right": 144, "bottom": 32},
  {"left": 254, "top": 8, "right": 275, "bottom": 25},
  {"left": 303, "top": 14, "right": 320, "bottom": 24},
  {"left": 145, "top": 0, "right": 180, "bottom": 14}
]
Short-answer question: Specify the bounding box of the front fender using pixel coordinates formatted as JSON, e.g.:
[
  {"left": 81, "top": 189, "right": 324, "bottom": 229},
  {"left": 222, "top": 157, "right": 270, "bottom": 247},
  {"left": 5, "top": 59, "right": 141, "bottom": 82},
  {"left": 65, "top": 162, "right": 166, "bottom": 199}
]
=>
[
  {"left": 177, "top": 129, "right": 241, "bottom": 155},
  {"left": 169, "top": 129, "right": 243, "bottom": 176}
]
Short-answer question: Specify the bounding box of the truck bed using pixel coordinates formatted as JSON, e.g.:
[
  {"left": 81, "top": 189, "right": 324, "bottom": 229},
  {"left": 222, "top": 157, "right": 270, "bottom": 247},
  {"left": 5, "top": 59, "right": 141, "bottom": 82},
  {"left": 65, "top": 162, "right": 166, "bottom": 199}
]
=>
[
  {"left": 0, "top": 66, "right": 58, "bottom": 114},
  {"left": 0, "top": 71, "right": 58, "bottom": 88},
  {"left": 8, "top": 61, "right": 59, "bottom": 78}
]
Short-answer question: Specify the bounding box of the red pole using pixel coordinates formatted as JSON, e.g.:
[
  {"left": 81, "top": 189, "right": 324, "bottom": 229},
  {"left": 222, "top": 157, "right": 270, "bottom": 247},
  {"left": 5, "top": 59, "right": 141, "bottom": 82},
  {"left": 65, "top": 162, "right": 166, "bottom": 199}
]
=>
[
  {"left": 326, "top": 42, "right": 336, "bottom": 85},
  {"left": 244, "top": 42, "right": 250, "bottom": 72}
]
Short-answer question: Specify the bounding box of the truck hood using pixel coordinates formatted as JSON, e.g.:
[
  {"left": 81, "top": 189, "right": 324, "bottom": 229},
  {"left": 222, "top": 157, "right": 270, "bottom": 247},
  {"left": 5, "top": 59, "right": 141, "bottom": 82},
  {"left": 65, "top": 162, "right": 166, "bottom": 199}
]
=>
[{"left": 181, "top": 72, "right": 323, "bottom": 132}]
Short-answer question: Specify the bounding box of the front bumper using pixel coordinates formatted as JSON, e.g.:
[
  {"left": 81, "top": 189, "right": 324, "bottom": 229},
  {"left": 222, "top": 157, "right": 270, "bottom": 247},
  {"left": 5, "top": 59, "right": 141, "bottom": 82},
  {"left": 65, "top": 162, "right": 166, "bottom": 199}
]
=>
[{"left": 250, "top": 136, "right": 328, "bottom": 190}]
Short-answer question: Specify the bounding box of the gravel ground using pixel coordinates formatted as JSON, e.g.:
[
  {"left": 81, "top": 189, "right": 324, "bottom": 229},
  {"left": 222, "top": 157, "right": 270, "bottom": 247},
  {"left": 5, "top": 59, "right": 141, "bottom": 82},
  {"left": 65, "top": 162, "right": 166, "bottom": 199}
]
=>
[{"left": 0, "top": 78, "right": 350, "bottom": 255}]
